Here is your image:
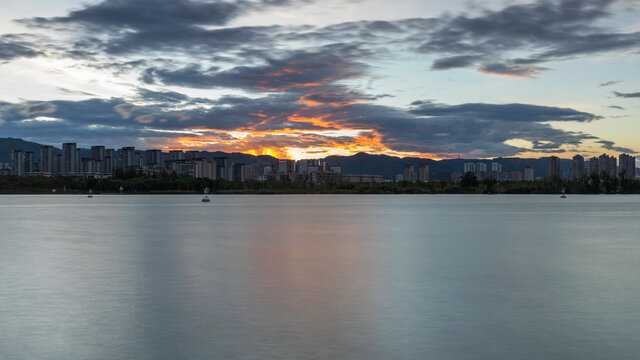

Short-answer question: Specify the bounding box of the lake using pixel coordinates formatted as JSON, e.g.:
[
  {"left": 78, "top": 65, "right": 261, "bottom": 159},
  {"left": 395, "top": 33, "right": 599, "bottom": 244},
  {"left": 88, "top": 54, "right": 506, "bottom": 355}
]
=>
[{"left": 1, "top": 194, "right": 639, "bottom": 359}]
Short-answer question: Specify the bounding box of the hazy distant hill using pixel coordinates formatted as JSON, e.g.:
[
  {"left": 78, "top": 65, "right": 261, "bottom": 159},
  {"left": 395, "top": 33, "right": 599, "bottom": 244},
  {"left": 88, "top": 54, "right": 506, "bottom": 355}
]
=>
[
  {"left": 0, "top": 137, "right": 571, "bottom": 179},
  {"left": 0, "top": 138, "right": 61, "bottom": 163}
]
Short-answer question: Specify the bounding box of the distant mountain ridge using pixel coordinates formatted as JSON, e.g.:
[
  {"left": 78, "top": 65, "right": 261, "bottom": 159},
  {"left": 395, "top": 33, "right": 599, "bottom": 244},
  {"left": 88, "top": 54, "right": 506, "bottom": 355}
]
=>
[{"left": 0, "top": 137, "right": 571, "bottom": 179}]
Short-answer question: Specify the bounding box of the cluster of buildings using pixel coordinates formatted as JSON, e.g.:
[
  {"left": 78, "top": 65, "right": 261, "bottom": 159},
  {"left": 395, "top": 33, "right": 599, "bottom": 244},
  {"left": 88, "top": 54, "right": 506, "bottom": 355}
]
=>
[
  {"left": 396, "top": 163, "right": 430, "bottom": 182},
  {"left": 3, "top": 142, "right": 637, "bottom": 183},
  {"left": 562, "top": 153, "right": 637, "bottom": 180},
  {"left": 454, "top": 153, "right": 639, "bottom": 182},
  {"left": 3, "top": 143, "right": 384, "bottom": 184},
  {"left": 455, "top": 162, "right": 538, "bottom": 182}
]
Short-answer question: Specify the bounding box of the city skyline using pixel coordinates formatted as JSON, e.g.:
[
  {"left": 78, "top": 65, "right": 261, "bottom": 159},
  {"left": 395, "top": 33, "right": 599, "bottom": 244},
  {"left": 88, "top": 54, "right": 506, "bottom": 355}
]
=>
[
  {"left": 3, "top": 137, "right": 638, "bottom": 181},
  {"left": 0, "top": 0, "right": 639, "bottom": 160}
]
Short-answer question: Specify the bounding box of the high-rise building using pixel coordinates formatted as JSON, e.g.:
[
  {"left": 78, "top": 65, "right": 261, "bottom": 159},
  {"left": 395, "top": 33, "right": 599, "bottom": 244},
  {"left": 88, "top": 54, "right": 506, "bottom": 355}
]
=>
[
  {"left": 490, "top": 162, "right": 502, "bottom": 180},
  {"left": 243, "top": 165, "right": 254, "bottom": 180},
  {"left": 278, "top": 159, "right": 295, "bottom": 175},
  {"left": 54, "top": 154, "right": 62, "bottom": 174},
  {"left": 589, "top": 156, "right": 599, "bottom": 176},
  {"left": 62, "top": 143, "right": 77, "bottom": 173},
  {"left": 510, "top": 171, "right": 523, "bottom": 181},
  {"left": 609, "top": 157, "right": 617, "bottom": 178},
  {"left": 297, "top": 160, "right": 309, "bottom": 174},
  {"left": 419, "top": 163, "right": 429, "bottom": 182},
  {"left": 11, "top": 150, "right": 25, "bottom": 176},
  {"left": 570, "top": 155, "right": 585, "bottom": 180},
  {"left": 185, "top": 150, "right": 199, "bottom": 160},
  {"left": 80, "top": 158, "right": 96, "bottom": 174},
  {"left": 76, "top": 148, "right": 81, "bottom": 172},
  {"left": 120, "top": 146, "right": 136, "bottom": 169},
  {"left": 524, "top": 164, "right": 534, "bottom": 181},
  {"left": 40, "top": 146, "right": 54, "bottom": 174},
  {"left": 475, "top": 162, "right": 487, "bottom": 180},
  {"left": 214, "top": 157, "right": 229, "bottom": 180},
  {"left": 598, "top": 154, "right": 609, "bottom": 177},
  {"left": 463, "top": 162, "right": 475, "bottom": 174},
  {"left": 619, "top": 154, "right": 635, "bottom": 178},
  {"left": 91, "top": 146, "right": 106, "bottom": 173},
  {"left": 404, "top": 163, "right": 414, "bottom": 182},
  {"left": 24, "top": 152, "right": 34, "bottom": 173},
  {"left": 548, "top": 156, "right": 561, "bottom": 179},
  {"left": 194, "top": 159, "right": 215, "bottom": 179},
  {"left": 104, "top": 149, "right": 115, "bottom": 174},
  {"left": 232, "top": 163, "right": 246, "bottom": 181},
  {"left": 166, "top": 150, "right": 183, "bottom": 161},
  {"left": 145, "top": 150, "right": 165, "bottom": 170},
  {"left": 598, "top": 154, "right": 617, "bottom": 178}
]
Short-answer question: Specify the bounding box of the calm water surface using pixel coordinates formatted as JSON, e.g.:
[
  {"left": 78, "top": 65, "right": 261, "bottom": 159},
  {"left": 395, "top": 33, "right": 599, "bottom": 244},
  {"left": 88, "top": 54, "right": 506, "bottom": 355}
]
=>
[{"left": 1, "top": 194, "right": 639, "bottom": 359}]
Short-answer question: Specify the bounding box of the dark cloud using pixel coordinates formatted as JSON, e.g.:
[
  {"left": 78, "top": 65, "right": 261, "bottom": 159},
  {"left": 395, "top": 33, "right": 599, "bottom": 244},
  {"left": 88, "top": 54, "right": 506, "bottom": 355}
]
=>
[
  {"left": 18, "top": 0, "right": 310, "bottom": 57},
  {"left": 141, "top": 49, "right": 368, "bottom": 91},
  {"left": 408, "top": 102, "right": 601, "bottom": 122},
  {"left": 24, "top": 0, "right": 243, "bottom": 29},
  {"left": 137, "top": 89, "right": 190, "bottom": 103},
  {"left": 431, "top": 55, "right": 481, "bottom": 70},
  {"left": 598, "top": 80, "right": 621, "bottom": 87},
  {"left": 596, "top": 140, "right": 635, "bottom": 153},
  {"left": 14, "top": 0, "right": 640, "bottom": 80},
  {"left": 0, "top": 38, "right": 42, "bottom": 60},
  {"left": 418, "top": 0, "right": 640, "bottom": 74},
  {"left": 17, "top": 102, "right": 57, "bottom": 116},
  {"left": 0, "top": 93, "right": 612, "bottom": 158},
  {"left": 607, "top": 105, "right": 625, "bottom": 110},
  {"left": 613, "top": 91, "right": 640, "bottom": 98}
]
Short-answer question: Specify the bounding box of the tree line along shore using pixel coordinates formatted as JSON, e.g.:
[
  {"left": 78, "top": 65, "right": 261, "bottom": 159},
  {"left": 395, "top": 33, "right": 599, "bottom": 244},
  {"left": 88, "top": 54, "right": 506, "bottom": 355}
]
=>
[{"left": 2, "top": 171, "right": 640, "bottom": 195}]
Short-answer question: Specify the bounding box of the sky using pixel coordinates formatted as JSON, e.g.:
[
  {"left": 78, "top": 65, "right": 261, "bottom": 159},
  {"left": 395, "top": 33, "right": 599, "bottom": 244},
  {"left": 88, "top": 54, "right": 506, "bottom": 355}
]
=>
[{"left": 0, "top": 0, "right": 639, "bottom": 160}]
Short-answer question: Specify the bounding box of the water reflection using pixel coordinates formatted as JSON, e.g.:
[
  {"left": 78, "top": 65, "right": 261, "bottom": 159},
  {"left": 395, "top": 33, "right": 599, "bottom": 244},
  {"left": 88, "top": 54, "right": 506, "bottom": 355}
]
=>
[{"left": 1, "top": 195, "right": 640, "bottom": 359}]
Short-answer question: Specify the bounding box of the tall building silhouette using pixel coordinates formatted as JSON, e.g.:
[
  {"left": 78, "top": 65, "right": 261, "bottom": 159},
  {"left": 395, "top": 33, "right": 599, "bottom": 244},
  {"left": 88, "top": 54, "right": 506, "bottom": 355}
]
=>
[
  {"left": 62, "top": 143, "right": 77, "bottom": 173},
  {"left": 619, "top": 153, "right": 635, "bottom": 178},
  {"left": 418, "top": 163, "right": 429, "bottom": 182},
  {"left": 524, "top": 164, "right": 534, "bottom": 181},
  {"left": 548, "top": 156, "right": 561, "bottom": 179},
  {"left": 404, "top": 163, "right": 414, "bottom": 182},
  {"left": 570, "top": 155, "right": 584, "bottom": 180}
]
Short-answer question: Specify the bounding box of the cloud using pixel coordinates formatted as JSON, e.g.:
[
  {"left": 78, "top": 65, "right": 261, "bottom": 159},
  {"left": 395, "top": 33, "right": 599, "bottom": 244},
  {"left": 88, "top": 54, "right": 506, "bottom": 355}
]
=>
[
  {"left": 613, "top": 91, "right": 640, "bottom": 98},
  {"left": 17, "top": 102, "right": 57, "bottom": 116},
  {"left": 114, "top": 103, "right": 138, "bottom": 119},
  {"left": 24, "top": 0, "right": 244, "bottom": 29},
  {"left": 141, "top": 49, "right": 368, "bottom": 91},
  {"left": 135, "top": 114, "right": 155, "bottom": 124},
  {"left": 478, "top": 63, "right": 549, "bottom": 78},
  {"left": 419, "top": 0, "right": 640, "bottom": 74},
  {"left": 137, "top": 89, "right": 190, "bottom": 103},
  {"left": 431, "top": 55, "right": 481, "bottom": 70},
  {"left": 598, "top": 80, "right": 621, "bottom": 87},
  {"left": 596, "top": 140, "right": 635, "bottom": 153},
  {"left": 0, "top": 36, "right": 42, "bottom": 60},
  {"left": 607, "top": 105, "right": 625, "bottom": 110},
  {"left": 0, "top": 93, "right": 611, "bottom": 159},
  {"left": 408, "top": 102, "right": 601, "bottom": 122}
]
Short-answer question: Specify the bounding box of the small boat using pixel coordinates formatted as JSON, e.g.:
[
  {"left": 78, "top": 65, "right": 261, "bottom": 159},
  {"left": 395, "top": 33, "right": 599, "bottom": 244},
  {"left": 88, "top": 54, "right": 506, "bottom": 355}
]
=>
[
  {"left": 560, "top": 187, "right": 566, "bottom": 198},
  {"left": 88, "top": 189, "right": 93, "bottom": 198},
  {"left": 202, "top": 187, "right": 211, "bottom": 203}
]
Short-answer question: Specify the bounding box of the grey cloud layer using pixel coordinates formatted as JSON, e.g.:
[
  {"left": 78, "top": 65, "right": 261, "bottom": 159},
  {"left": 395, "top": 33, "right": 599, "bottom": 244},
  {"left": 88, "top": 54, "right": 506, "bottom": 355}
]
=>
[
  {"left": 0, "top": 36, "right": 42, "bottom": 60},
  {"left": 613, "top": 91, "right": 640, "bottom": 98},
  {"left": 0, "top": 94, "right": 626, "bottom": 157},
  {"left": 2, "top": 0, "right": 637, "bottom": 156}
]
